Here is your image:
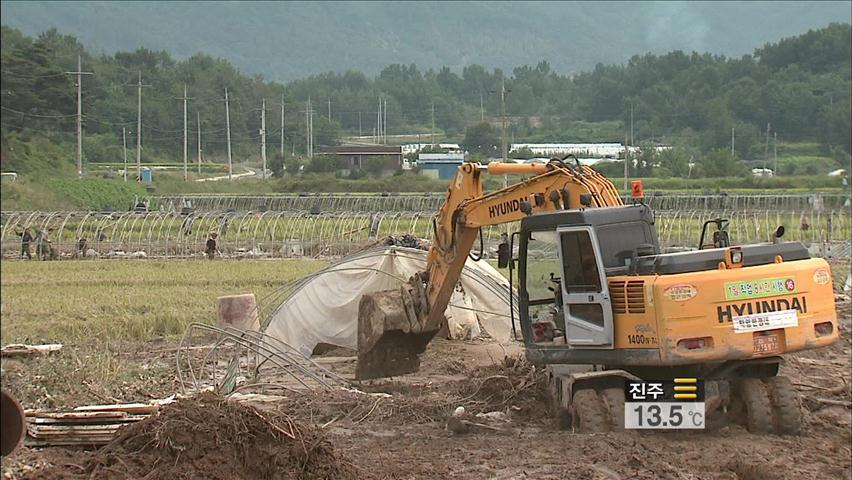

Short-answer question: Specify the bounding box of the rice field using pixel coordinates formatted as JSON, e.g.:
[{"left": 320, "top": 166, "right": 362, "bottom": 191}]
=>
[{"left": 0, "top": 259, "right": 325, "bottom": 344}]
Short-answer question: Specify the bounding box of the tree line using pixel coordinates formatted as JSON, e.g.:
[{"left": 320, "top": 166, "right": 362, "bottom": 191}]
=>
[{"left": 1, "top": 23, "right": 849, "bottom": 178}]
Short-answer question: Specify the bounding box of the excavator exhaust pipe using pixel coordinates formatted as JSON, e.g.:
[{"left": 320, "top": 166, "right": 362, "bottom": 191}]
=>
[
  {"left": 356, "top": 288, "right": 436, "bottom": 380},
  {"left": 1, "top": 389, "right": 26, "bottom": 456}
]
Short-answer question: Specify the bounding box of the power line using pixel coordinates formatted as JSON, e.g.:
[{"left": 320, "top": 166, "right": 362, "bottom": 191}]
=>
[
  {"left": 0, "top": 106, "right": 77, "bottom": 118},
  {"left": 0, "top": 121, "right": 77, "bottom": 134},
  {"left": 0, "top": 70, "right": 69, "bottom": 80}
]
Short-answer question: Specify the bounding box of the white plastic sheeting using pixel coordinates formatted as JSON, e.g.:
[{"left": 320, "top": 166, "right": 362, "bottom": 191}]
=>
[{"left": 263, "top": 247, "right": 514, "bottom": 357}]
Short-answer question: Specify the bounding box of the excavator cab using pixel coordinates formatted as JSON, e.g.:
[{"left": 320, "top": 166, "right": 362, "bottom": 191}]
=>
[{"left": 513, "top": 204, "right": 658, "bottom": 358}]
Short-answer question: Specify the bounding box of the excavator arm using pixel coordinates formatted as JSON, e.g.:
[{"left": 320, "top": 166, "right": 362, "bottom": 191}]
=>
[{"left": 356, "top": 158, "right": 623, "bottom": 379}]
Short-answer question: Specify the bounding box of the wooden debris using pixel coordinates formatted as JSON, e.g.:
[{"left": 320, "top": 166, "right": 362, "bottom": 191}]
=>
[
  {"left": 22, "top": 394, "right": 273, "bottom": 447},
  {"left": 1, "top": 343, "right": 63, "bottom": 357},
  {"left": 24, "top": 401, "right": 162, "bottom": 447},
  {"left": 73, "top": 402, "right": 160, "bottom": 414}
]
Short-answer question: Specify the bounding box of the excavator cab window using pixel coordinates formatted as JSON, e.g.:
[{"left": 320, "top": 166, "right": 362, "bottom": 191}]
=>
[
  {"left": 560, "top": 230, "right": 602, "bottom": 293},
  {"left": 521, "top": 230, "right": 566, "bottom": 343}
]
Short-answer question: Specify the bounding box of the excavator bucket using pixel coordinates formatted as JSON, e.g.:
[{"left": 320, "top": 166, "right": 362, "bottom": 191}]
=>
[{"left": 356, "top": 287, "right": 437, "bottom": 380}]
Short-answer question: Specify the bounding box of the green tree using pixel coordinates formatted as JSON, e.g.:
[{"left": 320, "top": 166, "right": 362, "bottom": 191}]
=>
[
  {"left": 462, "top": 122, "right": 499, "bottom": 156},
  {"left": 510, "top": 146, "right": 536, "bottom": 159},
  {"left": 304, "top": 154, "right": 339, "bottom": 173},
  {"left": 269, "top": 153, "right": 285, "bottom": 177},
  {"left": 699, "top": 149, "right": 747, "bottom": 177},
  {"left": 657, "top": 147, "right": 691, "bottom": 178},
  {"left": 634, "top": 141, "right": 658, "bottom": 176}
]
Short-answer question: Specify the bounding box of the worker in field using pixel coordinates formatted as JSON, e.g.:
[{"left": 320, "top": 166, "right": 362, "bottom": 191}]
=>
[
  {"left": 35, "top": 228, "right": 56, "bottom": 260},
  {"left": 77, "top": 237, "right": 88, "bottom": 258},
  {"left": 18, "top": 228, "right": 34, "bottom": 259},
  {"left": 206, "top": 232, "right": 220, "bottom": 260}
]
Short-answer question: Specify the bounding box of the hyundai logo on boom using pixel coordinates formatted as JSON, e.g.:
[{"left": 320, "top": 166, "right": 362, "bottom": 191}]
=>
[{"left": 488, "top": 197, "right": 524, "bottom": 219}]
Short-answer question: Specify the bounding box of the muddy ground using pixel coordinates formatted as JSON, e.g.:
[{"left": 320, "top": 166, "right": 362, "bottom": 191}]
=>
[{"left": 3, "top": 300, "right": 851, "bottom": 480}]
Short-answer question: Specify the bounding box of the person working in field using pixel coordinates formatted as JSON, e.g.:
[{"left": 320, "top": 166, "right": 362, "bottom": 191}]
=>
[
  {"left": 17, "top": 228, "right": 34, "bottom": 259},
  {"left": 35, "top": 229, "right": 53, "bottom": 260},
  {"left": 206, "top": 232, "right": 220, "bottom": 260}
]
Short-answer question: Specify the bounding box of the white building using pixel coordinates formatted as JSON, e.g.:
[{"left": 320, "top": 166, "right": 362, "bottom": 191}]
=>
[
  {"left": 510, "top": 143, "right": 670, "bottom": 159},
  {"left": 401, "top": 143, "right": 462, "bottom": 155}
]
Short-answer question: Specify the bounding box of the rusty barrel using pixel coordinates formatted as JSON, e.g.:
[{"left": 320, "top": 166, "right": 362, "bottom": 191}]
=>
[{"left": 1, "top": 389, "right": 26, "bottom": 456}]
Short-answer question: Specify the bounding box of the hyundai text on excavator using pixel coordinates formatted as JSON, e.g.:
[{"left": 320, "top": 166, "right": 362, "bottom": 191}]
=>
[{"left": 356, "top": 158, "right": 839, "bottom": 434}]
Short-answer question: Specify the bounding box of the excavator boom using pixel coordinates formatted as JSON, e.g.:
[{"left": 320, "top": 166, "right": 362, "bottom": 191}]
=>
[{"left": 356, "top": 159, "right": 623, "bottom": 379}]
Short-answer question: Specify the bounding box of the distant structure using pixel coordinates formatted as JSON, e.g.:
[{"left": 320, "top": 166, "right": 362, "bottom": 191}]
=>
[
  {"left": 317, "top": 145, "right": 403, "bottom": 176},
  {"left": 401, "top": 143, "right": 462, "bottom": 155},
  {"left": 416, "top": 152, "right": 466, "bottom": 179},
  {"left": 510, "top": 143, "right": 635, "bottom": 158}
]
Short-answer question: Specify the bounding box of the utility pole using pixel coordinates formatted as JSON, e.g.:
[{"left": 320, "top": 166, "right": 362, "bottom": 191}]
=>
[
  {"left": 731, "top": 127, "right": 735, "bottom": 157},
  {"left": 500, "top": 78, "right": 510, "bottom": 164},
  {"left": 305, "top": 97, "right": 313, "bottom": 157},
  {"left": 133, "top": 72, "right": 150, "bottom": 181},
  {"left": 280, "top": 94, "right": 285, "bottom": 159},
  {"left": 308, "top": 98, "right": 312, "bottom": 154},
  {"left": 376, "top": 96, "right": 382, "bottom": 144},
  {"left": 260, "top": 98, "right": 267, "bottom": 179},
  {"left": 65, "top": 55, "right": 92, "bottom": 178},
  {"left": 383, "top": 97, "right": 388, "bottom": 144},
  {"left": 358, "top": 111, "right": 362, "bottom": 138},
  {"left": 327, "top": 97, "right": 331, "bottom": 121},
  {"left": 177, "top": 84, "right": 192, "bottom": 181},
  {"left": 480, "top": 92, "right": 484, "bottom": 122},
  {"left": 623, "top": 132, "right": 629, "bottom": 191},
  {"left": 431, "top": 102, "right": 435, "bottom": 146},
  {"left": 196, "top": 111, "right": 202, "bottom": 175},
  {"left": 762, "top": 122, "right": 771, "bottom": 174},
  {"left": 773, "top": 132, "right": 778, "bottom": 176},
  {"left": 225, "top": 87, "right": 232, "bottom": 180},
  {"left": 630, "top": 101, "right": 634, "bottom": 152},
  {"left": 378, "top": 96, "right": 385, "bottom": 144},
  {"left": 122, "top": 127, "right": 128, "bottom": 182}
]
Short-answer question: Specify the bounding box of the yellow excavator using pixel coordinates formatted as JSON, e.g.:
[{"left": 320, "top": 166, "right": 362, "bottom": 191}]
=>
[{"left": 357, "top": 158, "right": 839, "bottom": 434}]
